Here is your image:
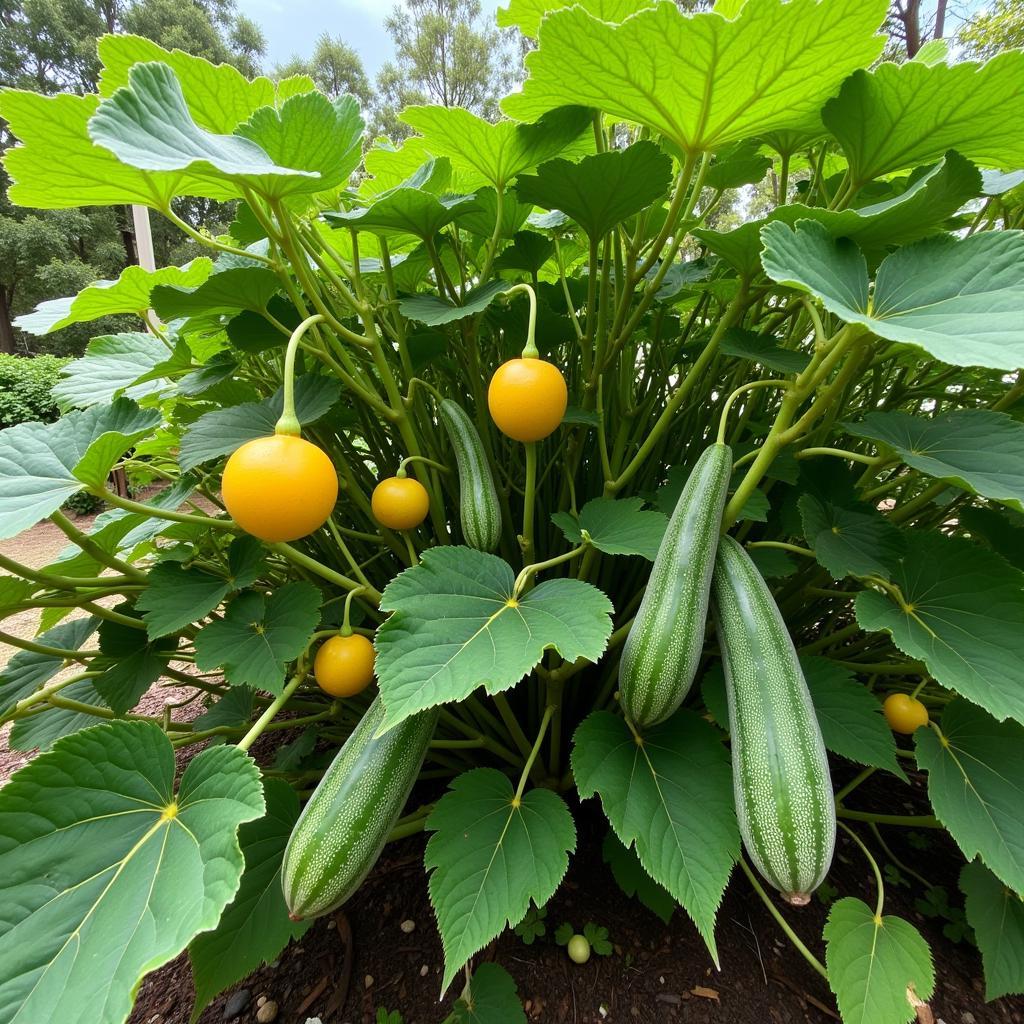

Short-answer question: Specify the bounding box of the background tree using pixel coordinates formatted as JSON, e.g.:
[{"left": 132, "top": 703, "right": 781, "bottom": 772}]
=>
[
  {"left": 958, "top": 0, "right": 1024, "bottom": 57},
  {"left": 0, "top": 0, "right": 264, "bottom": 354},
  {"left": 371, "top": 0, "right": 516, "bottom": 138},
  {"left": 275, "top": 34, "right": 371, "bottom": 104}
]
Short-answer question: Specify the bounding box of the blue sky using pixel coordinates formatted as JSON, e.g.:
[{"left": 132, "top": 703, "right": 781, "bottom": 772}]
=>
[{"left": 238, "top": 0, "right": 506, "bottom": 76}]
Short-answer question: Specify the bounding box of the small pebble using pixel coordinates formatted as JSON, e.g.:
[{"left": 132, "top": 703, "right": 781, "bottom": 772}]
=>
[
  {"left": 364, "top": 975, "right": 374, "bottom": 989},
  {"left": 400, "top": 919, "right": 416, "bottom": 933},
  {"left": 256, "top": 1001, "right": 278, "bottom": 1023},
  {"left": 222, "top": 989, "right": 250, "bottom": 1019},
  {"left": 327, "top": 918, "right": 336, "bottom": 929},
  {"left": 419, "top": 965, "right": 429, "bottom": 977},
  {"left": 962, "top": 1015, "right": 976, "bottom": 1024},
  {"left": 257, "top": 996, "right": 266, "bottom": 1008}
]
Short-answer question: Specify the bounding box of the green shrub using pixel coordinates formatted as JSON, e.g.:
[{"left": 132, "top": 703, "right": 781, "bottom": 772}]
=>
[{"left": 0, "top": 353, "right": 69, "bottom": 427}]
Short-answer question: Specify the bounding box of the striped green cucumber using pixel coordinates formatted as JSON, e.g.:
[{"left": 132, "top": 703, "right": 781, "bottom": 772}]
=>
[
  {"left": 438, "top": 399, "right": 502, "bottom": 551},
  {"left": 618, "top": 442, "right": 732, "bottom": 728},
  {"left": 282, "top": 697, "right": 438, "bottom": 919},
  {"left": 712, "top": 535, "right": 835, "bottom": 905}
]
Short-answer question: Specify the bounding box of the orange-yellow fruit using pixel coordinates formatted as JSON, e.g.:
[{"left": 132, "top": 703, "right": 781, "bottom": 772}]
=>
[
  {"left": 314, "top": 633, "right": 376, "bottom": 697},
  {"left": 882, "top": 693, "right": 929, "bottom": 735},
  {"left": 371, "top": 476, "right": 430, "bottom": 531},
  {"left": 487, "top": 357, "right": 568, "bottom": 442},
  {"left": 222, "top": 434, "right": 338, "bottom": 542}
]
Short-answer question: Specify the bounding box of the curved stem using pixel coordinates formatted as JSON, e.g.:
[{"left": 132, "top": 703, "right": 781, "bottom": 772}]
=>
[
  {"left": 738, "top": 858, "right": 828, "bottom": 980},
  {"left": 504, "top": 282, "right": 538, "bottom": 357},
  {"left": 514, "top": 704, "right": 555, "bottom": 803},
  {"left": 237, "top": 673, "right": 304, "bottom": 752},
  {"left": 276, "top": 313, "right": 326, "bottom": 435},
  {"left": 98, "top": 491, "right": 235, "bottom": 533},
  {"left": 396, "top": 455, "right": 450, "bottom": 477},
  {"left": 513, "top": 542, "right": 588, "bottom": 597},
  {"left": 747, "top": 540, "right": 814, "bottom": 558},
  {"left": 839, "top": 820, "right": 885, "bottom": 920},
  {"left": 797, "top": 446, "right": 878, "bottom": 467},
  {"left": 717, "top": 379, "right": 790, "bottom": 445}
]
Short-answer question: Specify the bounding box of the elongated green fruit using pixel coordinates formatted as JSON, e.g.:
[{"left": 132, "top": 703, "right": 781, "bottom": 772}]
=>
[
  {"left": 618, "top": 442, "right": 732, "bottom": 728},
  {"left": 282, "top": 697, "right": 438, "bottom": 919},
  {"left": 712, "top": 535, "right": 835, "bottom": 905},
  {"left": 438, "top": 398, "right": 502, "bottom": 552}
]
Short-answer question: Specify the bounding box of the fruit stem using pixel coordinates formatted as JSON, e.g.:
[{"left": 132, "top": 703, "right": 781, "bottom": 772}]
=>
[
  {"left": 716, "top": 379, "right": 790, "bottom": 446},
  {"left": 275, "top": 313, "right": 326, "bottom": 436},
  {"left": 396, "top": 455, "right": 450, "bottom": 478},
  {"left": 340, "top": 587, "right": 366, "bottom": 638},
  {"left": 237, "top": 672, "right": 305, "bottom": 752},
  {"left": 504, "top": 282, "right": 539, "bottom": 358}
]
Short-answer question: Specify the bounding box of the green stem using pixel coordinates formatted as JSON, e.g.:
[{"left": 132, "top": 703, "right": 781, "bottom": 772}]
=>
[
  {"left": 717, "top": 382, "right": 790, "bottom": 445},
  {"left": 98, "top": 491, "right": 234, "bottom": 533},
  {"left": 504, "top": 283, "right": 538, "bottom": 357},
  {"left": 276, "top": 313, "right": 325, "bottom": 435},
  {"left": 738, "top": 859, "right": 828, "bottom": 980},
  {"left": 521, "top": 441, "right": 538, "bottom": 564},
  {"left": 797, "top": 446, "right": 878, "bottom": 467},
  {"left": 50, "top": 509, "right": 146, "bottom": 581},
  {"left": 269, "top": 542, "right": 381, "bottom": 603},
  {"left": 514, "top": 704, "right": 555, "bottom": 803},
  {"left": 747, "top": 541, "right": 814, "bottom": 558},
  {"left": 834, "top": 765, "right": 877, "bottom": 805},
  {"left": 839, "top": 821, "right": 885, "bottom": 920},
  {"left": 836, "top": 809, "right": 941, "bottom": 828},
  {"left": 513, "top": 542, "right": 588, "bottom": 597},
  {"left": 237, "top": 673, "right": 304, "bottom": 752}
]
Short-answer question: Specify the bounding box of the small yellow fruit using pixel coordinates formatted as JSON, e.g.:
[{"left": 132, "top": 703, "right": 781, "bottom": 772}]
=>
[{"left": 882, "top": 693, "right": 929, "bottom": 735}]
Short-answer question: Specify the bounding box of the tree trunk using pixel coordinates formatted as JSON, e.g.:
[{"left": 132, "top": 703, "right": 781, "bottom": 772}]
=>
[
  {"left": 934, "top": 0, "right": 947, "bottom": 40},
  {"left": 0, "top": 289, "right": 17, "bottom": 354},
  {"left": 118, "top": 204, "right": 137, "bottom": 265}
]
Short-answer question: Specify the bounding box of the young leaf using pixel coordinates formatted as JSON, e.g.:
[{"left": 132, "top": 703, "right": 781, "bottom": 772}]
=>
[
  {"left": 399, "top": 280, "right": 508, "bottom": 327},
  {"left": 426, "top": 768, "right": 576, "bottom": 992},
  {"left": 824, "top": 897, "right": 935, "bottom": 1024},
  {"left": 822, "top": 54, "right": 1024, "bottom": 185},
  {"left": 551, "top": 496, "right": 668, "bottom": 561},
  {"left": 444, "top": 962, "right": 526, "bottom": 1024},
  {"left": 761, "top": 222, "right": 1024, "bottom": 371},
  {"left": 960, "top": 860, "right": 1024, "bottom": 1001},
  {"left": 514, "top": 142, "right": 672, "bottom": 240},
  {"left": 571, "top": 710, "right": 738, "bottom": 965},
  {"left": 718, "top": 328, "right": 811, "bottom": 375},
  {"left": 915, "top": 699, "right": 1024, "bottom": 897},
  {"left": 0, "top": 721, "right": 264, "bottom": 1024},
  {"left": 375, "top": 547, "right": 612, "bottom": 732},
  {"left": 854, "top": 532, "right": 1024, "bottom": 725},
  {"left": 582, "top": 922, "right": 612, "bottom": 955},
  {"left": 191, "top": 686, "right": 255, "bottom": 732},
  {"left": 497, "top": 0, "right": 652, "bottom": 38},
  {"left": 194, "top": 582, "right": 322, "bottom": 695},
  {"left": 401, "top": 104, "right": 592, "bottom": 190},
  {"left": 9, "top": 677, "right": 110, "bottom": 751},
  {"left": 327, "top": 188, "right": 479, "bottom": 240},
  {"left": 502, "top": 0, "right": 888, "bottom": 153},
  {"left": 602, "top": 831, "right": 676, "bottom": 924},
  {"left": 0, "top": 398, "right": 161, "bottom": 541},
  {"left": 14, "top": 260, "right": 212, "bottom": 336},
  {"left": 189, "top": 779, "right": 311, "bottom": 1021},
  {"left": 846, "top": 410, "right": 1024, "bottom": 514}
]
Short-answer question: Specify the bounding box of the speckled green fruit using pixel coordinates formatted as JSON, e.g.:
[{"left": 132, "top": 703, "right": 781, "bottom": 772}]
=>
[
  {"left": 567, "top": 935, "right": 591, "bottom": 964},
  {"left": 281, "top": 698, "right": 438, "bottom": 920}
]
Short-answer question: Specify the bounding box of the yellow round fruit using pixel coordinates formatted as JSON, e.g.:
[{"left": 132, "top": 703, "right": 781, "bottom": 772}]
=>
[
  {"left": 222, "top": 434, "right": 338, "bottom": 542},
  {"left": 487, "top": 357, "right": 568, "bottom": 442},
  {"left": 314, "top": 633, "right": 376, "bottom": 698},
  {"left": 883, "top": 693, "right": 930, "bottom": 735},
  {"left": 371, "top": 476, "right": 430, "bottom": 531}
]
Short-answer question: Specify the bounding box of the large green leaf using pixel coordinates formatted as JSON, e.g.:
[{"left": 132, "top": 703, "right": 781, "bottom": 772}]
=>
[
  {"left": 14, "top": 260, "right": 211, "bottom": 336},
  {"left": 375, "top": 547, "right": 613, "bottom": 733},
  {"left": 400, "top": 104, "right": 591, "bottom": 190},
  {"left": 88, "top": 63, "right": 317, "bottom": 199},
  {"left": 802, "top": 657, "right": 906, "bottom": 780},
  {"left": 855, "top": 532, "right": 1024, "bottom": 725},
  {"left": 916, "top": 699, "right": 1024, "bottom": 897},
  {"left": 694, "top": 149, "right": 982, "bottom": 278},
  {"left": 425, "top": 768, "right": 576, "bottom": 992},
  {"left": 761, "top": 221, "right": 1024, "bottom": 371},
  {"left": 502, "top": 0, "right": 888, "bottom": 153},
  {"left": 824, "top": 897, "right": 934, "bottom": 1024},
  {"left": 718, "top": 328, "right": 811, "bottom": 374},
  {"left": 194, "top": 582, "right": 322, "bottom": 695},
  {"left": 151, "top": 265, "right": 281, "bottom": 319},
  {"left": 960, "top": 506, "right": 1024, "bottom": 573},
  {"left": 960, "top": 860, "right": 1024, "bottom": 1001},
  {"left": 0, "top": 721, "right": 264, "bottom": 1024},
  {"left": 0, "top": 398, "right": 161, "bottom": 541},
  {"left": 799, "top": 494, "right": 905, "bottom": 580},
  {"left": 178, "top": 374, "right": 340, "bottom": 470},
  {"left": 0, "top": 89, "right": 197, "bottom": 209},
  {"left": 96, "top": 34, "right": 277, "bottom": 133},
  {"left": 235, "top": 91, "right": 363, "bottom": 197},
  {"left": 514, "top": 142, "right": 672, "bottom": 240},
  {"left": 0, "top": 618, "right": 98, "bottom": 719},
  {"left": 9, "top": 677, "right": 111, "bottom": 752},
  {"left": 497, "top": 0, "right": 653, "bottom": 37},
  {"left": 51, "top": 333, "right": 175, "bottom": 410},
  {"left": 328, "top": 188, "right": 477, "bottom": 240},
  {"left": 551, "top": 497, "right": 668, "bottom": 560},
  {"left": 443, "top": 963, "right": 526, "bottom": 1024},
  {"left": 399, "top": 280, "right": 508, "bottom": 326},
  {"left": 571, "top": 710, "right": 738, "bottom": 965},
  {"left": 822, "top": 53, "right": 1024, "bottom": 186},
  {"left": 188, "top": 779, "right": 311, "bottom": 1021},
  {"left": 847, "top": 410, "right": 1024, "bottom": 514}
]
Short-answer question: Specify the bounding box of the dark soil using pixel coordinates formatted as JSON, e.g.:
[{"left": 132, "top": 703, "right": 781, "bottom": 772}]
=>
[{"left": 128, "top": 756, "right": 1024, "bottom": 1024}]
